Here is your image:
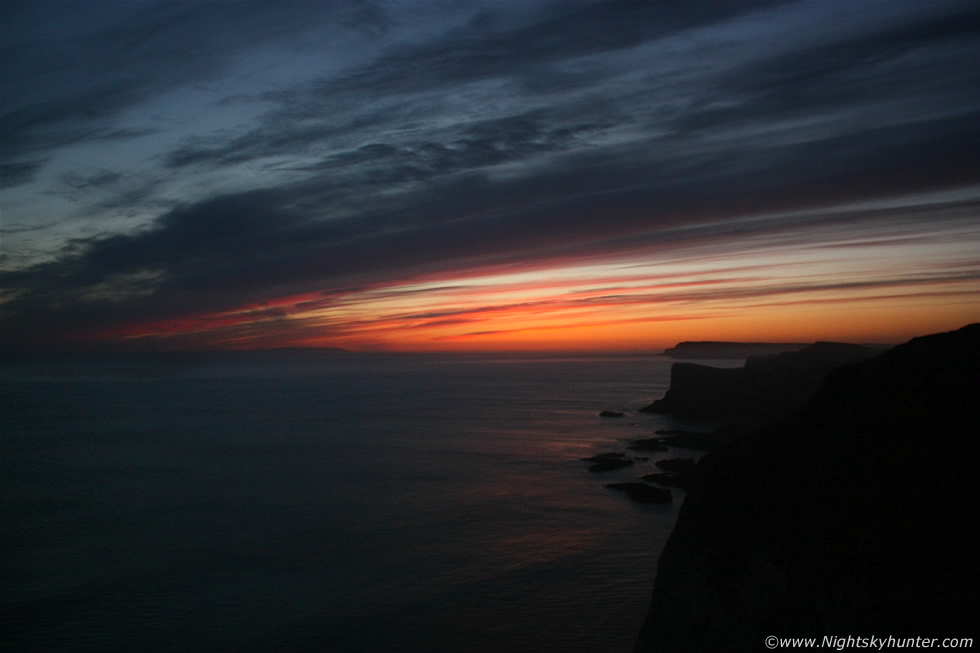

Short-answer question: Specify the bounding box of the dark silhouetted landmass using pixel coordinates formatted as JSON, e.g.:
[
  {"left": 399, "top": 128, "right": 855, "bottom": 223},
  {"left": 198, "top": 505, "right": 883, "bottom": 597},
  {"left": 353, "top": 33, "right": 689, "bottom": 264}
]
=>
[
  {"left": 662, "top": 341, "right": 809, "bottom": 359},
  {"left": 641, "top": 459, "right": 699, "bottom": 491},
  {"left": 634, "top": 324, "right": 980, "bottom": 652},
  {"left": 651, "top": 430, "right": 728, "bottom": 452},
  {"left": 641, "top": 342, "right": 882, "bottom": 433}
]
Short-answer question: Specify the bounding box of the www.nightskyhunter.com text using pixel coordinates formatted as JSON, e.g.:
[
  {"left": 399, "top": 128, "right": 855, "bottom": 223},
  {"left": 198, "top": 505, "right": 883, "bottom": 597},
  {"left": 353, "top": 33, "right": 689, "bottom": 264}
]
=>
[{"left": 766, "top": 635, "right": 973, "bottom": 650}]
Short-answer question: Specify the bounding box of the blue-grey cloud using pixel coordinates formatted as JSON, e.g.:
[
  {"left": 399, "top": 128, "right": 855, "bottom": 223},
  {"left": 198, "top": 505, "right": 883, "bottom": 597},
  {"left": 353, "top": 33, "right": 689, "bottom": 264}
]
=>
[{"left": 0, "top": 0, "right": 369, "bottom": 179}]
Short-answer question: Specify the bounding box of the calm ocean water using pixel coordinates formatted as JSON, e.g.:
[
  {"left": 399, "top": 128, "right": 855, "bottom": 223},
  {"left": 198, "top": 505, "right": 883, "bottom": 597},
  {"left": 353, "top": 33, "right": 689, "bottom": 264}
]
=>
[{"left": 1, "top": 352, "right": 716, "bottom": 652}]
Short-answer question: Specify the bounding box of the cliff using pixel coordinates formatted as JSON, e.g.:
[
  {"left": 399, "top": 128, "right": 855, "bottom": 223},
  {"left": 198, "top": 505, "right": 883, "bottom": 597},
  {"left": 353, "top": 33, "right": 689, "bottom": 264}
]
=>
[
  {"left": 662, "top": 341, "right": 809, "bottom": 360},
  {"left": 641, "top": 342, "right": 881, "bottom": 431},
  {"left": 634, "top": 324, "right": 980, "bottom": 651}
]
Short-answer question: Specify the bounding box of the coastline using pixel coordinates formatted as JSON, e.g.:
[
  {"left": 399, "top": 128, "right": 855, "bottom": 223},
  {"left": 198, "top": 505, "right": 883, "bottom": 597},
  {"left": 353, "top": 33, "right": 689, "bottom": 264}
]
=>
[{"left": 633, "top": 325, "right": 980, "bottom": 650}]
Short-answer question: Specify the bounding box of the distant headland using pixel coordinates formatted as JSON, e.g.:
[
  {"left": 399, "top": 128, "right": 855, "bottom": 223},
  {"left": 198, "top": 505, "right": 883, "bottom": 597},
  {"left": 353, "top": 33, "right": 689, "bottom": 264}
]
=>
[
  {"left": 643, "top": 341, "right": 884, "bottom": 434},
  {"left": 661, "top": 341, "right": 810, "bottom": 359}
]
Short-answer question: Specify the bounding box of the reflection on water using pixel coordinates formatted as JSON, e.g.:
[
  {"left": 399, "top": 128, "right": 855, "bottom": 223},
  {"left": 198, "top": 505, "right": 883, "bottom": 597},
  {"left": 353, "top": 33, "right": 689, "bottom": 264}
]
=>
[{"left": 2, "top": 352, "right": 693, "bottom": 652}]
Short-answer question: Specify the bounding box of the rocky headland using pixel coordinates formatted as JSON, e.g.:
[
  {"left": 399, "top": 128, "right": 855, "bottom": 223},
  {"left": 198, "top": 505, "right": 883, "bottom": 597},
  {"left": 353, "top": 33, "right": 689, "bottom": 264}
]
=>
[
  {"left": 642, "top": 341, "right": 883, "bottom": 435},
  {"left": 661, "top": 341, "right": 809, "bottom": 360},
  {"left": 634, "top": 324, "right": 980, "bottom": 651}
]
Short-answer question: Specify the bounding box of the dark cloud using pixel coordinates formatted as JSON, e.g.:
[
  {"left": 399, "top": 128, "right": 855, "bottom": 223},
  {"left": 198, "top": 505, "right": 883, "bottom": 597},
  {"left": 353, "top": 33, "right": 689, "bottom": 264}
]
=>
[
  {"left": 158, "top": 0, "right": 980, "bottom": 210},
  {"left": 61, "top": 170, "right": 123, "bottom": 191},
  {"left": 333, "top": 0, "right": 789, "bottom": 94},
  {"left": 674, "top": 3, "right": 980, "bottom": 136},
  {"left": 0, "top": 0, "right": 357, "bottom": 167},
  {"left": 161, "top": 0, "right": 788, "bottom": 173},
  {"left": 0, "top": 160, "right": 42, "bottom": 189}
]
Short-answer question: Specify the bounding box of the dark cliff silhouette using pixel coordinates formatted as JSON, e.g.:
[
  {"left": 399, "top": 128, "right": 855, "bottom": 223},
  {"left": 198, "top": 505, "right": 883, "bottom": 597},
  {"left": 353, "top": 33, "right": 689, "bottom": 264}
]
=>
[
  {"left": 642, "top": 342, "right": 883, "bottom": 434},
  {"left": 635, "top": 324, "right": 980, "bottom": 652},
  {"left": 662, "top": 341, "right": 809, "bottom": 360}
]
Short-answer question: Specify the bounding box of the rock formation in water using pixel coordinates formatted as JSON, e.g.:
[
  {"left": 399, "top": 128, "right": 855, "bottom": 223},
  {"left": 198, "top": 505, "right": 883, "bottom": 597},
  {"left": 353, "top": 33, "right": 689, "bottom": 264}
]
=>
[
  {"left": 641, "top": 341, "right": 882, "bottom": 432},
  {"left": 634, "top": 324, "right": 980, "bottom": 652},
  {"left": 581, "top": 452, "right": 636, "bottom": 472}
]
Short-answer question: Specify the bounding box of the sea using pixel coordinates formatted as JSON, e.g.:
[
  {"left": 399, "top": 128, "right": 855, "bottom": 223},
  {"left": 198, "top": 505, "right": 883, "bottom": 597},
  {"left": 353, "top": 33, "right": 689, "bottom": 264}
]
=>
[{"left": 0, "top": 351, "right": 723, "bottom": 652}]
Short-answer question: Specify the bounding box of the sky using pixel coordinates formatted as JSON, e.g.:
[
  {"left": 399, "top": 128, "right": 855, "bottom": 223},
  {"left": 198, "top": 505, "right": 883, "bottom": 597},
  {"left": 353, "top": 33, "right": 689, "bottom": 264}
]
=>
[{"left": 2, "top": 0, "right": 979, "bottom": 353}]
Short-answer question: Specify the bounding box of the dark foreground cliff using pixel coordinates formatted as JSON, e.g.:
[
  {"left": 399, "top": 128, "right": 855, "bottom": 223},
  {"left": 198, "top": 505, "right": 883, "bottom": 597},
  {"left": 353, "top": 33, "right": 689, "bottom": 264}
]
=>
[{"left": 635, "top": 324, "right": 980, "bottom": 652}]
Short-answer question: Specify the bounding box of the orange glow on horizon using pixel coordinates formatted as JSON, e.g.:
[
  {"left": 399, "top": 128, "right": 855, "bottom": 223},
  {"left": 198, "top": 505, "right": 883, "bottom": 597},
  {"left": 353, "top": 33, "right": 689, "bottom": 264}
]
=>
[
  {"left": 98, "top": 254, "right": 980, "bottom": 352},
  {"left": 75, "top": 192, "right": 980, "bottom": 353}
]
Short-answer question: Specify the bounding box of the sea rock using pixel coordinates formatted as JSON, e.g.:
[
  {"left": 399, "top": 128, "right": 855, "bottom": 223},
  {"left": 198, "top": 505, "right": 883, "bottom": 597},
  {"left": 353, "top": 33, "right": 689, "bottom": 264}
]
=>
[
  {"left": 599, "top": 410, "right": 625, "bottom": 418},
  {"left": 634, "top": 324, "right": 980, "bottom": 652},
  {"left": 654, "top": 458, "right": 697, "bottom": 474},
  {"left": 605, "top": 482, "right": 672, "bottom": 504},
  {"left": 589, "top": 459, "right": 633, "bottom": 472},
  {"left": 627, "top": 437, "right": 669, "bottom": 452},
  {"left": 653, "top": 430, "right": 732, "bottom": 452},
  {"left": 581, "top": 452, "right": 634, "bottom": 472},
  {"left": 581, "top": 452, "right": 628, "bottom": 462},
  {"left": 640, "top": 473, "right": 695, "bottom": 491}
]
